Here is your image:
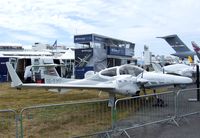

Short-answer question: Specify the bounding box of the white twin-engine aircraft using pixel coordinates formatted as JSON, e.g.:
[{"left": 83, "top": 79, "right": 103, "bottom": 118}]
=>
[
  {"left": 151, "top": 62, "right": 196, "bottom": 77},
  {"left": 6, "top": 62, "right": 192, "bottom": 106}
]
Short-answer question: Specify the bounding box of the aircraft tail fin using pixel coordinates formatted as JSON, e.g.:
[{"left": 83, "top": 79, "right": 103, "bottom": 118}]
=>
[
  {"left": 191, "top": 41, "right": 200, "bottom": 52},
  {"left": 157, "top": 34, "right": 191, "bottom": 52},
  {"left": 151, "top": 62, "right": 163, "bottom": 73},
  {"left": 6, "top": 62, "right": 23, "bottom": 87},
  {"left": 191, "top": 41, "right": 200, "bottom": 60}
]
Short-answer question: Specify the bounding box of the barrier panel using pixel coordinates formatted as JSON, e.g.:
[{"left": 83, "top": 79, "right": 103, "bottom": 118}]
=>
[
  {"left": 20, "top": 99, "right": 111, "bottom": 138},
  {"left": 0, "top": 109, "right": 18, "bottom": 138},
  {"left": 114, "top": 91, "right": 176, "bottom": 130},
  {"left": 176, "top": 88, "right": 200, "bottom": 117}
]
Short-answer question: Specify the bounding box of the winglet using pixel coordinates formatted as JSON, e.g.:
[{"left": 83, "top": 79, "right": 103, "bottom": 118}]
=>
[{"left": 6, "top": 62, "right": 23, "bottom": 87}]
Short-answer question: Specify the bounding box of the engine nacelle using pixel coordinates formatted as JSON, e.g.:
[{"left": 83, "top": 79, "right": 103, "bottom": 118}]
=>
[{"left": 112, "top": 79, "right": 140, "bottom": 96}]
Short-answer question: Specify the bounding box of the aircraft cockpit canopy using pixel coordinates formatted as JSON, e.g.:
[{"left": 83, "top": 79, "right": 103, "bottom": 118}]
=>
[
  {"left": 119, "top": 64, "right": 143, "bottom": 76},
  {"left": 100, "top": 64, "right": 144, "bottom": 77},
  {"left": 100, "top": 68, "right": 117, "bottom": 77},
  {"left": 43, "top": 67, "right": 58, "bottom": 76}
]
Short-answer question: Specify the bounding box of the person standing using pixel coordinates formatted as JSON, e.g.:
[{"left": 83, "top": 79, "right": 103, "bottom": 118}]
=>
[{"left": 24, "top": 65, "right": 32, "bottom": 83}]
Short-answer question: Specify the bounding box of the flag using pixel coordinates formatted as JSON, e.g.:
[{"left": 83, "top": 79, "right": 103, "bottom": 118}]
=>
[{"left": 52, "top": 40, "right": 57, "bottom": 49}]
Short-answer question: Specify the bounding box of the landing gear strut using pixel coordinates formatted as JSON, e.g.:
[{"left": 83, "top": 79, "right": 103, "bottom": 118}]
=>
[
  {"left": 153, "top": 89, "right": 166, "bottom": 107},
  {"left": 108, "top": 93, "right": 116, "bottom": 107}
]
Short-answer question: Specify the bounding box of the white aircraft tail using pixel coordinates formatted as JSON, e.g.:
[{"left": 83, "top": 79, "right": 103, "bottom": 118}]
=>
[
  {"left": 151, "top": 62, "right": 163, "bottom": 73},
  {"left": 6, "top": 62, "right": 23, "bottom": 87},
  {"left": 192, "top": 41, "right": 200, "bottom": 60}
]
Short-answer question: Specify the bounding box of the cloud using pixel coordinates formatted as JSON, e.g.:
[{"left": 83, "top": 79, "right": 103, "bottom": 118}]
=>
[
  {"left": 11, "top": 34, "right": 42, "bottom": 43},
  {"left": 0, "top": 0, "right": 200, "bottom": 55}
]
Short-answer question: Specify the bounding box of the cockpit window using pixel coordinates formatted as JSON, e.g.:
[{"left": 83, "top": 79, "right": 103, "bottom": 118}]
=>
[
  {"left": 44, "top": 67, "right": 58, "bottom": 76},
  {"left": 119, "top": 65, "right": 143, "bottom": 76},
  {"left": 101, "top": 68, "right": 117, "bottom": 77}
]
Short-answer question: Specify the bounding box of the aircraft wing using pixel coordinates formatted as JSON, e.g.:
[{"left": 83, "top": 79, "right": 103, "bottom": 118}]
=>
[
  {"left": 6, "top": 62, "right": 115, "bottom": 90},
  {"left": 32, "top": 64, "right": 65, "bottom": 67},
  {"left": 22, "top": 83, "right": 115, "bottom": 90}
]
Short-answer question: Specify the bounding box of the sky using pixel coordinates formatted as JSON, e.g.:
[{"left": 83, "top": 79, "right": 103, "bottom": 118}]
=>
[{"left": 0, "top": 0, "right": 200, "bottom": 56}]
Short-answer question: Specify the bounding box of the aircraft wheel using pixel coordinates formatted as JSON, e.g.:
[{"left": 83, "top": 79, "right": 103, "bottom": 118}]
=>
[{"left": 132, "top": 91, "right": 140, "bottom": 97}]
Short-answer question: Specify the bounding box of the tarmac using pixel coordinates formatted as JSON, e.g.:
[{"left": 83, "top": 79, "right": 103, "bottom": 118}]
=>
[
  {"left": 113, "top": 114, "right": 200, "bottom": 138},
  {"left": 111, "top": 85, "right": 200, "bottom": 138}
]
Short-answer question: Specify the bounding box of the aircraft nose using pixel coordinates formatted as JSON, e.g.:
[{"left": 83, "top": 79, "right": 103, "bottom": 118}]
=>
[{"left": 184, "top": 77, "right": 193, "bottom": 84}]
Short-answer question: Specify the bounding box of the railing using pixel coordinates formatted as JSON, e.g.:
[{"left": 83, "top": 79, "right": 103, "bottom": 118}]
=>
[
  {"left": 176, "top": 88, "right": 200, "bottom": 118},
  {"left": 111, "top": 88, "right": 200, "bottom": 137},
  {"left": 20, "top": 99, "right": 111, "bottom": 138},
  {"left": 114, "top": 91, "right": 176, "bottom": 129},
  {"left": 0, "top": 109, "right": 18, "bottom": 138},
  {"left": 0, "top": 88, "right": 200, "bottom": 138}
]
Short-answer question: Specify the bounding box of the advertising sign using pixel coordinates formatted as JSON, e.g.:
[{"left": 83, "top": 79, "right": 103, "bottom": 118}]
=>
[
  {"left": 75, "top": 48, "right": 93, "bottom": 67},
  {"left": 75, "top": 66, "right": 93, "bottom": 79},
  {"left": 107, "top": 47, "right": 125, "bottom": 56},
  {"left": 74, "top": 34, "right": 92, "bottom": 43},
  {"left": 75, "top": 48, "right": 93, "bottom": 79}
]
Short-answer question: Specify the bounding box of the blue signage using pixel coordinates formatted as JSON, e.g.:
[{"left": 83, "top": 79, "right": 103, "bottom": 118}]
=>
[
  {"left": 75, "top": 48, "right": 93, "bottom": 67},
  {"left": 74, "top": 34, "right": 92, "bottom": 43},
  {"left": 74, "top": 34, "right": 107, "bottom": 44},
  {"left": 94, "top": 36, "right": 105, "bottom": 43},
  {"left": 75, "top": 66, "right": 94, "bottom": 79},
  {"left": 107, "top": 47, "right": 125, "bottom": 56}
]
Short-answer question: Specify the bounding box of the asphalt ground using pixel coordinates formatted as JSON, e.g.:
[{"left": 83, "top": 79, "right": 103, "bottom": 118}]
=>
[
  {"left": 111, "top": 84, "right": 200, "bottom": 138},
  {"left": 112, "top": 114, "right": 199, "bottom": 138}
]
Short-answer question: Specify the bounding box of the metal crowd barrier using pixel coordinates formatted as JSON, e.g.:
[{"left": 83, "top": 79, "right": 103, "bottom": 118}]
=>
[
  {"left": 111, "top": 88, "right": 200, "bottom": 137},
  {"left": 176, "top": 88, "right": 200, "bottom": 118},
  {"left": 19, "top": 99, "right": 111, "bottom": 138},
  {"left": 0, "top": 109, "right": 18, "bottom": 138},
  {"left": 113, "top": 91, "right": 177, "bottom": 131},
  {"left": 1, "top": 88, "right": 200, "bottom": 138}
]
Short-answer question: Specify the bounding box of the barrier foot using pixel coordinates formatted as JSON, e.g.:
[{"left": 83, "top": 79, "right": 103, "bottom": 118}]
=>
[
  {"left": 161, "top": 118, "right": 180, "bottom": 127},
  {"left": 176, "top": 116, "right": 190, "bottom": 125},
  {"left": 123, "top": 130, "right": 131, "bottom": 138},
  {"left": 112, "top": 129, "right": 131, "bottom": 138},
  {"left": 172, "top": 118, "right": 180, "bottom": 127},
  {"left": 105, "top": 132, "right": 111, "bottom": 138}
]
